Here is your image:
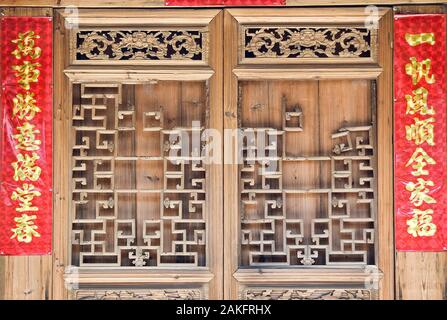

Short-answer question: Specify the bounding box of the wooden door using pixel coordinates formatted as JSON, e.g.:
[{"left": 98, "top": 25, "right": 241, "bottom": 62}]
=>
[
  {"left": 53, "top": 7, "right": 394, "bottom": 300},
  {"left": 223, "top": 8, "right": 394, "bottom": 300},
  {"left": 53, "top": 9, "right": 224, "bottom": 299}
]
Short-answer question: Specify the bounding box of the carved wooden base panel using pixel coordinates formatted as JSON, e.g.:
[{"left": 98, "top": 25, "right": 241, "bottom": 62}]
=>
[
  {"left": 242, "top": 288, "right": 376, "bottom": 300},
  {"left": 239, "top": 80, "right": 377, "bottom": 267}
]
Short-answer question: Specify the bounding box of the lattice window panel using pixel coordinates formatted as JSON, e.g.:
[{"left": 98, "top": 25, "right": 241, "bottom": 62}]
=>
[
  {"left": 238, "top": 80, "right": 377, "bottom": 267},
  {"left": 70, "top": 82, "right": 209, "bottom": 268}
]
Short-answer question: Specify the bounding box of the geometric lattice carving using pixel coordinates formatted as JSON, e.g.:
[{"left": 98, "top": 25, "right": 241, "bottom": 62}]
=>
[
  {"left": 71, "top": 83, "right": 207, "bottom": 267},
  {"left": 240, "top": 92, "right": 376, "bottom": 266},
  {"left": 244, "top": 27, "right": 374, "bottom": 59},
  {"left": 242, "top": 288, "right": 374, "bottom": 300},
  {"left": 75, "top": 30, "right": 205, "bottom": 61},
  {"left": 75, "top": 289, "right": 203, "bottom": 300}
]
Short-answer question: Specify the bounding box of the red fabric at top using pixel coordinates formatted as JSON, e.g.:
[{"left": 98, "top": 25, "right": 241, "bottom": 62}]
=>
[
  {"left": 166, "top": 0, "right": 285, "bottom": 6},
  {"left": 0, "top": 17, "right": 53, "bottom": 255}
]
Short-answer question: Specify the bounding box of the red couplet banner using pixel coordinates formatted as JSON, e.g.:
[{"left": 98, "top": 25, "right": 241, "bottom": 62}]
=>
[
  {"left": 0, "top": 17, "right": 53, "bottom": 255},
  {"left": 394, "top": 14, "right": 447, "bottom": 251},
  {"left": 166, "top": 0, "right": 285, "bottom": 6}
]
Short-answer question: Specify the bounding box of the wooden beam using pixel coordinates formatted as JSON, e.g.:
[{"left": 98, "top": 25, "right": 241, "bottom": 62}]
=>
[
  {"left": 394, "top": 3, "right": 446, "bottom": 13},
  {"left": 0, "top": 0, "right": 445, "bottom": 8}
]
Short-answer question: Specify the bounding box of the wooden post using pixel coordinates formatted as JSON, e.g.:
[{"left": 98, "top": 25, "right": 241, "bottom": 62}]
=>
[{"left": 394, "top": 4, "right": 447, "bottom": 300}]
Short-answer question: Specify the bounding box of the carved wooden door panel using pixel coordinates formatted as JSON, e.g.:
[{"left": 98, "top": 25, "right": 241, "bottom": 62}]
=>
[
  {"left": 223, "top": 8, "right": 394, "bottom": 300},
  {"left": 54, "top": 9, "right": 223, "bottom": 299},
  {"left": 54, "top": 7, "right": 393, "bottom": 301}
]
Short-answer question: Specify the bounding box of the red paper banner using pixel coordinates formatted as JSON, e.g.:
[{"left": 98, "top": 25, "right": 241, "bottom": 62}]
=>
[
  {"left": 166, "top": 0, "right": 285, "bottom": 6},
  {"left": 394, "top": 14, "right": 447, "bottom": 251},
  {"left": 0, "top": 17, "right": 53, "bottom": 255}
]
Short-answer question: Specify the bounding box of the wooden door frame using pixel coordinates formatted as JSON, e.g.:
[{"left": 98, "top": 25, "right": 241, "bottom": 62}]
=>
[
  {"left": 52, "top": 8, "right": 224, "bottom": 299},
  {"left": 223, "top": 7, "right": 394, "bottom": 300}
]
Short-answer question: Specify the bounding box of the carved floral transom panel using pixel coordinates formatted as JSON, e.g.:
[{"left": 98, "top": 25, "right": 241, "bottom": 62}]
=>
[
  {"left": 243, "top": 27, "right": 375, "bottom": 61},
  {"left": 75, "top": 289, "right": 203, "bottom": 300},
  {"left": 238, "top": 80, "right": 376, "bottom": 267}
]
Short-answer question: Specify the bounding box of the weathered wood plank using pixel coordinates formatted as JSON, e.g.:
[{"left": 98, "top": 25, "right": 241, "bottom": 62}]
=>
[
  {"left": 396, "top": 252, "right": 447, "bottom": 299},
  {"left": 207, "top": 10, "right": 224, "bottom": 300}
]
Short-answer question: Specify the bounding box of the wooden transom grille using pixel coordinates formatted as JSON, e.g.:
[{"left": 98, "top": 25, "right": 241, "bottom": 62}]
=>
[{"left": 70, "top": 81, "right": 209, "bottom": 268}]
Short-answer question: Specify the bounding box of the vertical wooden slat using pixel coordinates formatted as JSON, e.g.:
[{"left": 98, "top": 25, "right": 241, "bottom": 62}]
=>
[
  {"left": 0, "top": 6, "right": 53, "bottom": 301},
  {"left": 28, "top": 256, "right": 52, "bottom": 299},
  {"left": 8, "top": 257, "right": 28, "bottom": 299}
]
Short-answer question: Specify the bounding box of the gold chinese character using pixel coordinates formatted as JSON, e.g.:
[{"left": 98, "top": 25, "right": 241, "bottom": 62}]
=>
[
  {"left": 13, "top": 122, "right": 41, "bottom": 151},
  {"left": 11, "top": 31, "right": 41, "bottom": 59},
  {"left": 11, "top": 183, "right": 41, "bottom": 212},
  {"left": 407, "top": 209, "right": 436, "bottom": 237},
  {"left": 405, "top": 178, "right": 436, "bottom": 207},
  {"left": 405, "top": 57, "right": 435, "bottom": 85},
  {"left": 10, "top": 214, "right": 40, "bottom": 243},
  {"left": 406, "top": 147, "right": 436, "bottom": 176},
  {"left": 405, "top": 117, "right": 435, "bottom": 146},
  {"left": 405, "top": 87, "right": 435, "bottom": 116},
  {"left": 13, "top": 92, "right": 41, "bottom": 121},
  {"left": 12, "top": 61, "right": 41, "bottom": 90},
  {"left": 12, "top": 153, "right": 41, "bottom": 182},
  {"left": 405, "top": 33, "right": 435, "bottom": 46}
]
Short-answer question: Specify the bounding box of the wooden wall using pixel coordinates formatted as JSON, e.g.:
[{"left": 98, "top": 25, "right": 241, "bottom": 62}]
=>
[{"left": 0, "top": 2, "right": 446, "bottom": 300}]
